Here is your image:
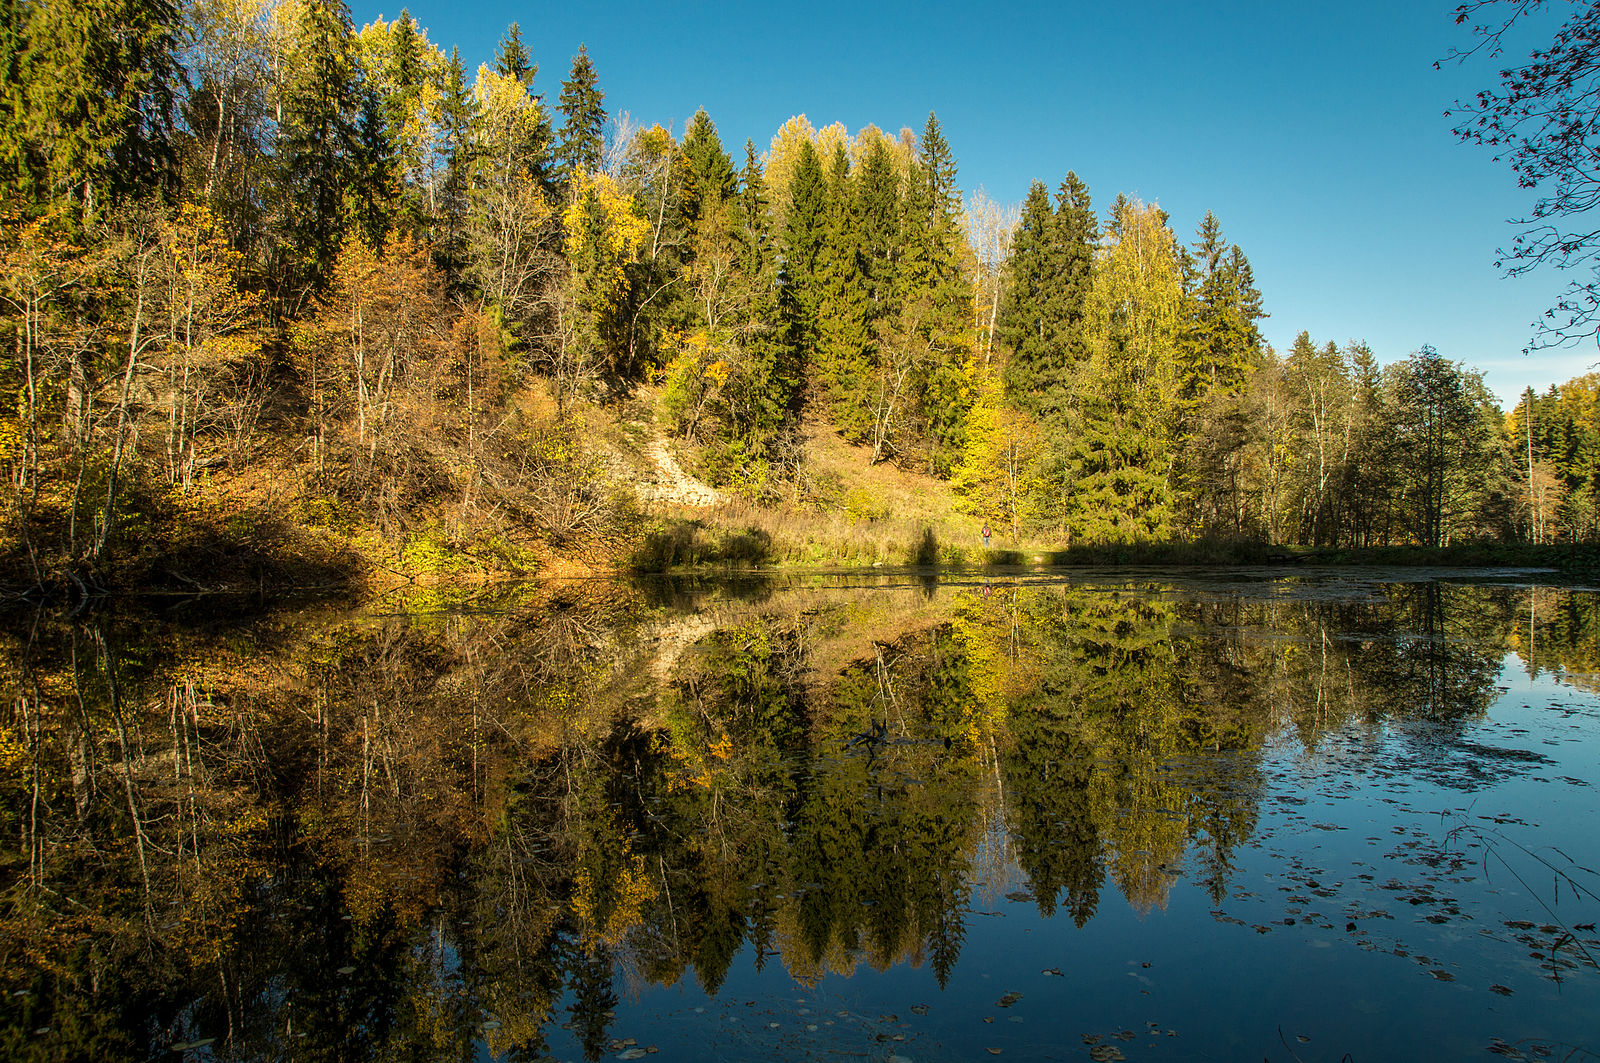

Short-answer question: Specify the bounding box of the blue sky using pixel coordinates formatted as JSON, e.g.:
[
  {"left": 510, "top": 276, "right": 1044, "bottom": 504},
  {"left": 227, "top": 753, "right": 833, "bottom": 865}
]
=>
[{"left": 353, "top": 0, "right": 1594, "bottom": 406}]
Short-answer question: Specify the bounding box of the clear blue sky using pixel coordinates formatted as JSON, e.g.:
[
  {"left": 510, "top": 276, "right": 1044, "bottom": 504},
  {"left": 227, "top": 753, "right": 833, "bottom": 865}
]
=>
[{"left": 354, "top": 0, "right": 1594, "bottom": 407}]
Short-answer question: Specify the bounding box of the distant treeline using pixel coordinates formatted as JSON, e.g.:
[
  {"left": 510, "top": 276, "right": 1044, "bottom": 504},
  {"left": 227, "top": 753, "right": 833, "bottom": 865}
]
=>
[{"left": 0, "top": 1, "right": 1589, "bottom": 588}]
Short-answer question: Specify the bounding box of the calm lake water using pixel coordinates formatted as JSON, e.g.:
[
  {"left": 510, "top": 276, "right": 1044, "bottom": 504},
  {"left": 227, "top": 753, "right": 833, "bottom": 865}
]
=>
[{"left": 1, "top": 570, "right": 1597, "bottom": 1062}]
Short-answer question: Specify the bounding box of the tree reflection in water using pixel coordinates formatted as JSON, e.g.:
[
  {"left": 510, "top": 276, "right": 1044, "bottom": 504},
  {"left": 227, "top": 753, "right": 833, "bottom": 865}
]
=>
[{"left": 0, "top": 574, "right": 1570, "bottom": 1060}]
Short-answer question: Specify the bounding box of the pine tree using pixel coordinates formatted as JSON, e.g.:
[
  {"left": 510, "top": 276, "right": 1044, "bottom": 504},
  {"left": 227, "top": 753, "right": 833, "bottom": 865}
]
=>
[
  {"left": 1180, "top": 211, "right": 1264, "bottom": 404},
  {"left": 1050, "top": 171, "right": 1097, "bottom": 387},
  {"left": 727, "top": 141, "right": 795, "bottom": 449},
  {"left": 480, "top": 25, "right": 554, "bottom": 195},
  {"left": 0, "top": 0, "right": 23, "bottom": 197},
  {"left": 555, "top": 43, "right": 606, "bottom": 191},
  {"left": 1173, "top": 211, "right": 1265, "bottom": 532},
  {"left": 898, "top": 113, "right": 963, "bottom": 302}
]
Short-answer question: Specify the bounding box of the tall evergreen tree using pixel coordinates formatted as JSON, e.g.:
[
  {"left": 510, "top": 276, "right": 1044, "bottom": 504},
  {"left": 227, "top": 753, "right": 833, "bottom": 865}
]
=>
[
  {"left": 433, "top": 46, "right": 475, "bottom": 278},
  {"left": 898, "top": 113, "right": 964, "bottom": 302},
  {"left": 729, "top": 141, "right": 796, "bottom": 444},
  {"left": 679, "top": 108, "right": 736, "bottom": 232},
  {"left": 0, "top": 0, "right": 24, "bottom": 197},
  {"left": 815, "top": 143, "right": 871, "bottom": 437},
  {"left": 1173, "top": 211, "right": 1265, "bottom": 533},
  {"left": 1180, "top": 211, "right": 1264, "bottom": 403},
  {"left": 5, "top": 0, "right": 185, "bottom": 217},
  {"left": 555, "top": 43, "right": 606, "bottom": 190},
  {"left": 780, "top": 139, "right": 826, "bottom": 388},
  {"left": 999, "top": 181, "right": 1072, "bottom": 419},
  {"left": 479, "top": 24, "right": 554, "bottom": 196},
  {"left": 495, "top": 22, "right": 534, "bottom": 84},
  {"left": 855, "top": 133, "right": 901, "bottom": 327},
  {"left": 274, "top": 0, "right": 361, "bottom": 301},
  {"left": 898, "top": 112, "right": 975, "bottom": 474},
  {"left": 350, "top": 84, "right": 396, "bottom": 249}
]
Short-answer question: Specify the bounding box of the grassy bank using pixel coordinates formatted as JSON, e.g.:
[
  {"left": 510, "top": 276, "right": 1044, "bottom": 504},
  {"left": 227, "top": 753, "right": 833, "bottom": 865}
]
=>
[{"left": 625, "top": 506, "right": 1600, "bottom": 577}]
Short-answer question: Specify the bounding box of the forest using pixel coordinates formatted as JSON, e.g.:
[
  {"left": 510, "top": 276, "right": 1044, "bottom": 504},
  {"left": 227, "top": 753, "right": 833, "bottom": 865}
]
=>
[{"left": 5, "top": 0, "right": 1600, "bottom": 594}]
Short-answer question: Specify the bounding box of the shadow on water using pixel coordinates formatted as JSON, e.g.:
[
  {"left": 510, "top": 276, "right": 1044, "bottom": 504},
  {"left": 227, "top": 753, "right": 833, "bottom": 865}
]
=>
[{"left": 0, "top": 575, "right": 1595, "bottom": 1060}]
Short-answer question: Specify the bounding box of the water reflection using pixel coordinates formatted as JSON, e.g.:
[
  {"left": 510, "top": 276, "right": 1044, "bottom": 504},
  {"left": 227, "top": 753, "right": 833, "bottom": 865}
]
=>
[{"left": 0, "top": 573, "right": 1590, "bottom": 1060}]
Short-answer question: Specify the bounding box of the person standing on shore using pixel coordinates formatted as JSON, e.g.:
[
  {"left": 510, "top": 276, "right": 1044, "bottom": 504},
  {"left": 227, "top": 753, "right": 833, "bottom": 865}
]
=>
[{"left": 981, "top": 522, "right": 991, "bottom": 549}]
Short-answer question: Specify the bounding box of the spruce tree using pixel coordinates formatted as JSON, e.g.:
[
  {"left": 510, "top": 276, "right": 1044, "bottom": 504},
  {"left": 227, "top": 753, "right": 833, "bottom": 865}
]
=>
[
  {"left": 7, "top": 0, "right": 184, "bottom": 217},
  {"left": 780, "top": 139, "right": 826, "bottom": 384},
  {"left": 275, "top": 0, "right": 361, "bottom": 299},
  {"left": 898, "top": 112, "right": 975, "bottom": 474},
  {"left": 680, "top": 108, "right": 736, "bottom": 231},
  {"left": 1052, "top": 172, "right": 1098, "bottom": 348},
  {"left": 495, "top": 22, "right": 533, "bottom": 84},
  {"left": 855, "top": 134, "right": 901, "bottom": 328},
  {"left": 733, "top": 140, "right": 796, "bottom": 439},
  {"left": 1180, "top": 211, "right": 1264, "bottom": 403},
  {"left": 815, "top": 143, "right": 871, "bottom": 437},
  {"left": 555, "top": 43, "right": 606, "bottom": 190},
  {"left": 351, "top": 84, "right": 396, "bottom": 250},
  {"left": 998, "top": 181, "right": 1061, "bottom": 416},
  {"left": 486, "top": 23, "right": 554, "bottom": 194},
  {"left": 1000, "top": 171, "right": 1096, "bottom": 431},
  {"left": 0, "top": 0, "right": 22, "bottom": 194},
  {"left": 898, "top": 112, "right": 964, "bottom": 302},
  {"left": 434, "top": 46, "right": 474, "bottom": 278}
]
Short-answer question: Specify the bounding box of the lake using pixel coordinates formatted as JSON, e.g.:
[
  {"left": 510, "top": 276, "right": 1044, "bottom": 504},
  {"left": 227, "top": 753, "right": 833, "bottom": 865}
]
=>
[{"left": 1, "top": 569, "right": 1596, "bottom": 1061}]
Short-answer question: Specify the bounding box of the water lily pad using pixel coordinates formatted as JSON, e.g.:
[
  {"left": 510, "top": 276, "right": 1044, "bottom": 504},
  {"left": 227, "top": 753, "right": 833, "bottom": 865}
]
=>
[{"left": 617, "top": 1050, "right": 647, "bottom": 1061}]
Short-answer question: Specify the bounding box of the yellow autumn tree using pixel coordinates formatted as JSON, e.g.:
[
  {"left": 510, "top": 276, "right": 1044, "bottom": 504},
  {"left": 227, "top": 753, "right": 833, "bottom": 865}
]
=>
[
  {"left": 561, "top": 170, "right": 648, "bottom": 394},
  {"left": 295, "top": 234, "right": 448, "bottom": 509},
  {"left": 468, "top": 66, "right": 558, "bottom": 326},
  {"left": 952, "top": 374, "right": 1038, "bottom": 544},
  {"left": 1066, "top": 197, "right": 1187, "bottom": 543},
  {"left": 154, "top": 203, "right": 262, "bottom": 490}
]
